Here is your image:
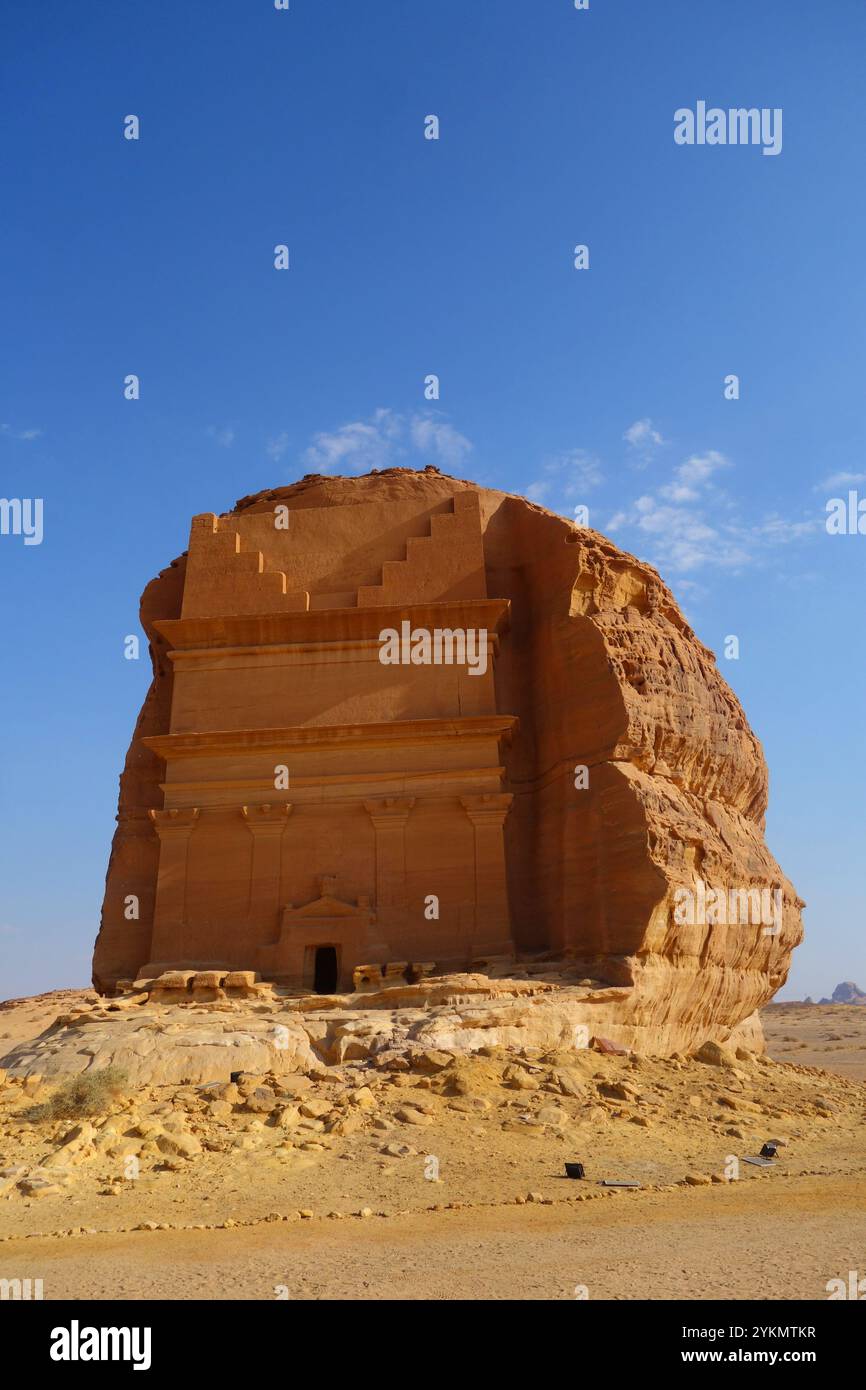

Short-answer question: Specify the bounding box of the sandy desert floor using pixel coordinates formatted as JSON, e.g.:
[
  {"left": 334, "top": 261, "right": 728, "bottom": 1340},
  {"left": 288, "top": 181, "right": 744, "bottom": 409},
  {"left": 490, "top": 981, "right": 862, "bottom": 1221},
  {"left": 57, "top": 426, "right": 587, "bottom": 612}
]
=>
[
  {"left": 1, "top": 991, "right": 864, "bottom": 1300},
  {"left": 762, "top": 1001, "right": 866, "bottom": 1080}
]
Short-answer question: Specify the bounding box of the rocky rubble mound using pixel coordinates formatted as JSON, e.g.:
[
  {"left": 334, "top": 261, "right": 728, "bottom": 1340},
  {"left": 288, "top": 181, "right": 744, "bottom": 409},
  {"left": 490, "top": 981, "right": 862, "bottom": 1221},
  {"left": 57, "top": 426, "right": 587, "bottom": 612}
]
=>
[{"left": 1, "top": 1022, "right": 863, "bottom": 1235}]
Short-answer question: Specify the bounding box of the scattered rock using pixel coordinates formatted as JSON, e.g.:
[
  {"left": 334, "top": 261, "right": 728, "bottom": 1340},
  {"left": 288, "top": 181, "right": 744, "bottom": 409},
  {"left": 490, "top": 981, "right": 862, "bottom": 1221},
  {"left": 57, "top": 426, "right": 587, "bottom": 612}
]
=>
[
  {"left": 299, "top": 1098, "right": 333, "bottom": 1120},
  {"left": 329, "top": 1113, "right": 364, "bottom": 1137},
  {"left": 19, "top": 1178, "right": 65, "bottom": 1198},
  {"left": 395, "top": 1106, "right": 434, "bottom": 1126},
  {"left": 694, "top": 1041, "right": 739, "bottom": 1069},
  {"left": 536, "top": 1104, "right": 568, "bottom": 1128},
  {"left": 503, "top": 1067, "right": 539, "bottom": 1092},
  {"left": 244, "top": 1086, "right": 277, "bottom": 1114},
  {"left": 598, "top": 1081, "right": 640, "bottom": 1103},
  {"left": 155, "top": 1130, "right": 201, "bottom": 1159}
]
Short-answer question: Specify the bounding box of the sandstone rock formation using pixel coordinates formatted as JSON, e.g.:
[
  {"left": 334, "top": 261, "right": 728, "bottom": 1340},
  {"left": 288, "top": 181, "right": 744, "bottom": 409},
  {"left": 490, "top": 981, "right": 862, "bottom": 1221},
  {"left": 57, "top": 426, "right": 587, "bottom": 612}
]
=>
[
  {"left": 1, "top": 972, "right": 766, "bottom": 1087},
  {"left": 92, "top": 466, "right": 803, "bottom": 1055},
  {"left": 820, "top": 981, "right": 866, "bottom": 1006}
]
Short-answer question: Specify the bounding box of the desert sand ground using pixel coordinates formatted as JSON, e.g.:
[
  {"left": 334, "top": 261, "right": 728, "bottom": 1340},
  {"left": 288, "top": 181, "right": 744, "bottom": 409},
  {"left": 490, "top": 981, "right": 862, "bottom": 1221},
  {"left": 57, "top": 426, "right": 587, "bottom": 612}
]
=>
[
  {"left": 762, "top": 1001, "right": 866, "bottom": 1080},
  {"left": 1, "top": 991, "right": 864, "bottom": 1300}
]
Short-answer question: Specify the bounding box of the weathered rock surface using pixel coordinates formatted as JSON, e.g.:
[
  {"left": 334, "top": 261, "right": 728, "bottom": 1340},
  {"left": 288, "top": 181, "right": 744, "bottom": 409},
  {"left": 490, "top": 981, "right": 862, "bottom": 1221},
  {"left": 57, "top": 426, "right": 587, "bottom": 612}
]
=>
[
  {"left": 92, "top": 467, "right": 802, "bottom": 1053},
  {"left": 0, "top": 972, "right": 764, "bottom": 1084}
]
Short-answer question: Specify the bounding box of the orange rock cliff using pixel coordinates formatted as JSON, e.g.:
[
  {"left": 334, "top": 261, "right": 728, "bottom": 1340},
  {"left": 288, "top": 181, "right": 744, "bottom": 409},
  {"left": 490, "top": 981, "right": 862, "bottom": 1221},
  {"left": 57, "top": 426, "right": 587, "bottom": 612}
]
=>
[{"left": 93, "top": 467, "right": 802, "bottom": 1053}]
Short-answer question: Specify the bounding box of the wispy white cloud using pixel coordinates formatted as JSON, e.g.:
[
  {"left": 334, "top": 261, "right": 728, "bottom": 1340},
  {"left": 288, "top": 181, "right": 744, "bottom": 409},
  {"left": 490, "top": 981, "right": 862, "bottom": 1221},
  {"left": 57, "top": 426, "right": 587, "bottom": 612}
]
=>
[
  {"left": 670, "top": 576, "right": 706, "bottom": 599},
  {"left": 623, "top": 418, "right": 666, "bottom": 471},
  {"left": 607, "top": 449, "right": 820, "bottom": 574},
  {"left": 623, "top": 417, "right": 665, "bottom": 450},
  {"left": 207, "top": 425, "right": 235, "bottom": 448},
  {"left": 526, "top": 449, "right": 603, "bottom": 506},
  {"left": 299, "top": 408, "right": 472, "bottom": 475},
  {"left": 266, "top": 432, "right": 290, "bottom": 462},
  {"left": 408, "top": 416, "right": 472, "bottom": 468},
  {"left": 814, "top": 470, "right": 866, "bottom": 491},
  {"left": 609, "top": 492, "right": 752, "bottom": 573},
  {"left": 659, "top": 450, "right": 730, "bottom": 502},
  {"left": 751, "top": 515, "right": 819, "bottom": 543},
  {"left": 1, "top": 423, "right": 41, "bottom": 441}
]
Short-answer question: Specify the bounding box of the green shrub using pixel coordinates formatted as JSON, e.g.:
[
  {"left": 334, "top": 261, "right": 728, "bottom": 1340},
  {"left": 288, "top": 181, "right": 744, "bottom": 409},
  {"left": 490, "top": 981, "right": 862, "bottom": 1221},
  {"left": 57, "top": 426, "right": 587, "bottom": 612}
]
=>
[{"left": 25, "top": 1066, "right": 128, "bottom": 1122}]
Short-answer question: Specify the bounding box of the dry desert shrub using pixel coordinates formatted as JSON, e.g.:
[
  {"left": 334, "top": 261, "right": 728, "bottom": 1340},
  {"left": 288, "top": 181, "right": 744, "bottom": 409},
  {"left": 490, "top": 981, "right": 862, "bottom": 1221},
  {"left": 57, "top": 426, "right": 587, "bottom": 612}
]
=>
[{"left": 25, "top": 1066, "right": 128, "bottom": 1122}]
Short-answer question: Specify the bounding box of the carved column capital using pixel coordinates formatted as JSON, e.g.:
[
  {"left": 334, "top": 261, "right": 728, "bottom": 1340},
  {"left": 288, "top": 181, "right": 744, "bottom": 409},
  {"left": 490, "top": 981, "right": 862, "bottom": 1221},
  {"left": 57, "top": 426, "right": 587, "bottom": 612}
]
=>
[
  {"left": 241, "top": 803, "right": 293, "bottom": 834},
  {"left": 149, "top": 807, "right": 200, "bottom": 837},
  {"left": 460, "top": 793, "right": 513, "bottom": 827}
]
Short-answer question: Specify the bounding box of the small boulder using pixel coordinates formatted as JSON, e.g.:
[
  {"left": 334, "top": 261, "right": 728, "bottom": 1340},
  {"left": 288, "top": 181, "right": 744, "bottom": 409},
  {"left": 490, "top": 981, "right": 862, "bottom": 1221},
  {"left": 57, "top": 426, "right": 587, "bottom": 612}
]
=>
[
  {"left": 536, "top": 1104, "right": 568, "bottom": 1128},
  {"left": 395, "top": 1106, "right": 434, "bottom": 1126},
  {"left": 20, "top": 1177, "right": 66, "bottom": 1198},
  {"left": 598, "top": 1080, "right": 640, "bottom": 1103},
  {"left": 329, "top": 1113, "right": 364, "bottom": 1137},
  {"left": 244, "top": 1086, "right": 277, "bottom": 1114},
  {"left": 274, "top": 1075, "right": 313, "bottom": 1098},
  {"left": 156, "top": 1130, "right": 201, "bottom": 1159},
  {"left": 503, "top": 1067, "right": 539, "bottom": 1092},
  {"left": 299, "top": 1097, "right": 333, "bottom": 1120},
  {"left": 694, "top": 1041, "right": 738, "bottom": 1069},
  {"left": 409, "top": 1050, "right": 453, "bottom": 1074}
]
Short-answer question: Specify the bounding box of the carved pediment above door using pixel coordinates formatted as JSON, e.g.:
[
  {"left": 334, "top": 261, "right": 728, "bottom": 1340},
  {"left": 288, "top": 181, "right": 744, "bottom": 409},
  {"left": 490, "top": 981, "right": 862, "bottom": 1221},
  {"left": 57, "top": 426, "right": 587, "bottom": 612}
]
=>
[{"left": 281, "top": 875, "right": 376, "bottom": 928}]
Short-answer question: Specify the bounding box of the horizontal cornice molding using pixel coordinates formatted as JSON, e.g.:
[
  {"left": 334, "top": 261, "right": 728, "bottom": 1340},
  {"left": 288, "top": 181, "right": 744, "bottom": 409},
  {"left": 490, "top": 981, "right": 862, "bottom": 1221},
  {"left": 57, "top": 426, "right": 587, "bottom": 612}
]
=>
[
  {"left": 143, "top": 714, "right": 519, "bottom": 761},
  {"left": 153, "top": 598, "right": 511, "bottom": 654}
]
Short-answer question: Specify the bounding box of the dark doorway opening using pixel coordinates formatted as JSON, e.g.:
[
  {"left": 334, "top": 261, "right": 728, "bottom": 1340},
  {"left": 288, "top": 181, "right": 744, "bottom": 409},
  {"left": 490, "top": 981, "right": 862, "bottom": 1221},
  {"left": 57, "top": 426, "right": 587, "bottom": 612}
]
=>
[{"left": 314, "top": 945, "right": 339, "bottom": 994}]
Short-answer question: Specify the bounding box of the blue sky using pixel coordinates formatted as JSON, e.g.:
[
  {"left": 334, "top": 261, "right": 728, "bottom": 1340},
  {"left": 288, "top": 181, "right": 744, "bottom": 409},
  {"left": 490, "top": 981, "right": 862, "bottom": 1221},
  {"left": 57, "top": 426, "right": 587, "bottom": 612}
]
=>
[{"left": 1, "top": 0, "right": 864, "bottom": 1001}]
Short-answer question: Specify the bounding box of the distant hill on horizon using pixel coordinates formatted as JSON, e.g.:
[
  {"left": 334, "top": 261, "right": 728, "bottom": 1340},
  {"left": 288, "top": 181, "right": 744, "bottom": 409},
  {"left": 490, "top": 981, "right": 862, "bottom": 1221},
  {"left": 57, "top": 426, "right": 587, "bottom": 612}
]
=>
[
  {"left": 820, "top": 981, "right": 866, "bottom": 1005},
  {"left": 788, "top": 981, "right": 866, "bottom": 1005}
]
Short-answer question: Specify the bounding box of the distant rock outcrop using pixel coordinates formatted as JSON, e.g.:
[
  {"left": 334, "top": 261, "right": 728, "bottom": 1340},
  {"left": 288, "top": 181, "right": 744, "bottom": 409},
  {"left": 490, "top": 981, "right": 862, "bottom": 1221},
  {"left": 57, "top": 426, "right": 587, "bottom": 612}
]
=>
[{"left": 819, "top": 981, "right": 866, "bottom": 1005}]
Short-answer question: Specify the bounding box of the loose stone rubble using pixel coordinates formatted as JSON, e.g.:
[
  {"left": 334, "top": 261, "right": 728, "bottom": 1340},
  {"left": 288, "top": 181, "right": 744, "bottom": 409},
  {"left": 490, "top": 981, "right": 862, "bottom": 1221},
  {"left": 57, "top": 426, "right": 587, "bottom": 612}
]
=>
[{"left": 1, "top": 989, "right": 863, "bottom": 1239}]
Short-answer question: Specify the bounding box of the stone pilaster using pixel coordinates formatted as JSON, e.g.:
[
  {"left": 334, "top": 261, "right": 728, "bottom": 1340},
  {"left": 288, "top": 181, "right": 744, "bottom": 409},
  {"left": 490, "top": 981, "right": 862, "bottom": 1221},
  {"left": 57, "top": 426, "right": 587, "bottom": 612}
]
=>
[
  {"left": 242, "top": 803, "right": 293, "bottom": 942},
  {"left": 148, "top": 808, "right": 200, "bottom": 962},
  {"left": 460, "top": 793, "right": 514, "bottom": 957},
  {"left": 364, "top": 797, "right": 415, "bottom": 946}
]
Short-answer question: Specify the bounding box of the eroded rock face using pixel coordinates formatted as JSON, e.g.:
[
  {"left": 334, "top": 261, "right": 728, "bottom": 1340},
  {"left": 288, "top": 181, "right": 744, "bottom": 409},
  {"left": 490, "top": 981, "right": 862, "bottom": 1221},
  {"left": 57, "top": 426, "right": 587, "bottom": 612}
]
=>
[
  {"left": 0, "top": 974, "right": 764, "bottom": 1084},
  {"left": 92, "top": 467, "right": 802, "bottom": 1055}
]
